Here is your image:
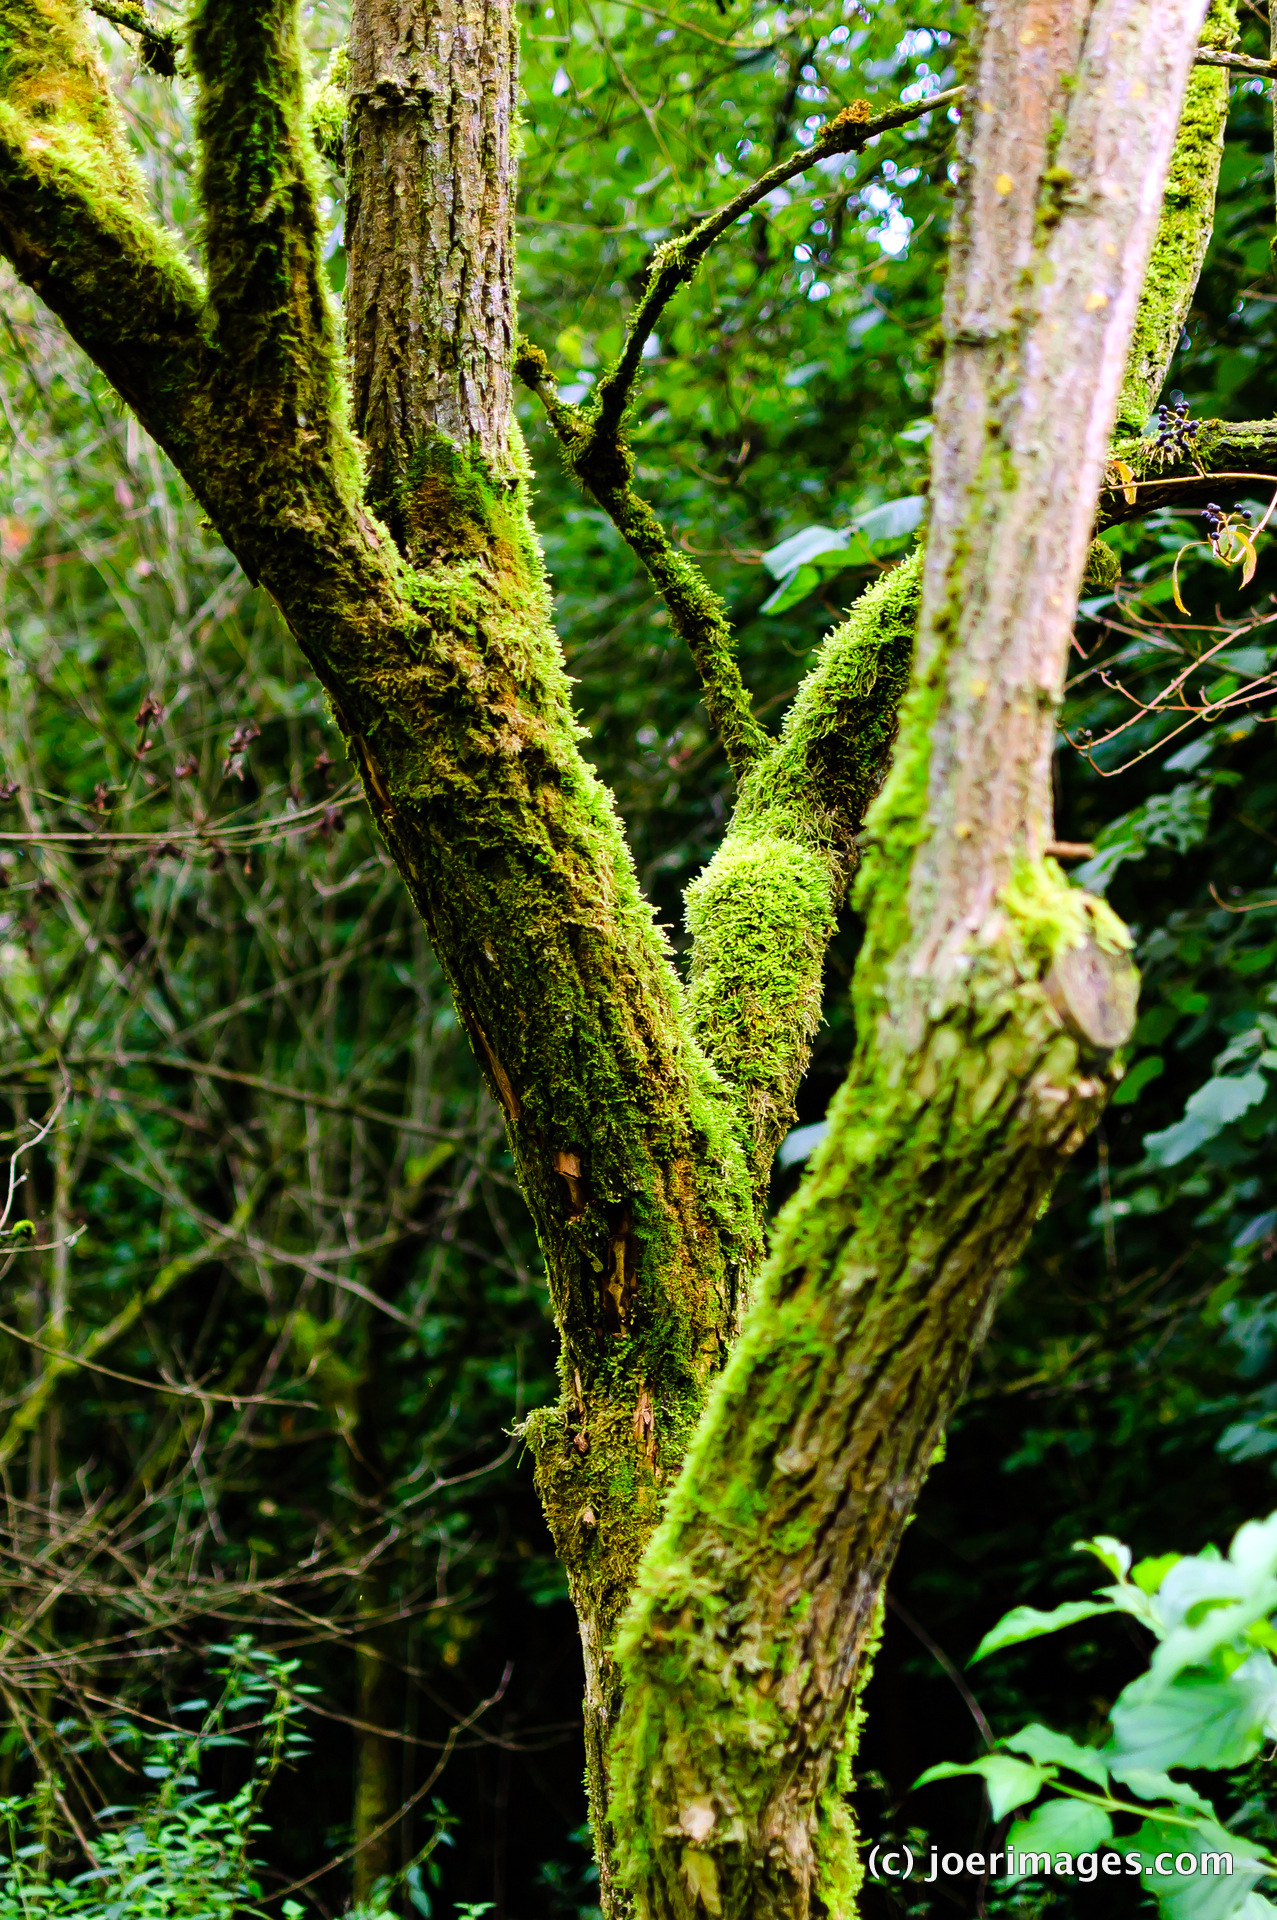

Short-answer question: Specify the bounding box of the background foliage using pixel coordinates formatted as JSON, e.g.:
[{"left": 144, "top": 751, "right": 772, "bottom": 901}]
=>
[{"left": 2, "top": 0, "right": 1277, "bottom": 1914}]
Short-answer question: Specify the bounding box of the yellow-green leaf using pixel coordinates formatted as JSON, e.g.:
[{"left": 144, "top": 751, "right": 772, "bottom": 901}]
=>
[
  {"left": 1111, "top": 457, "right": 1137, "bottom": 507},
  {"left": 1171, "top": 546, "right": 1191, "bottom": 616}
]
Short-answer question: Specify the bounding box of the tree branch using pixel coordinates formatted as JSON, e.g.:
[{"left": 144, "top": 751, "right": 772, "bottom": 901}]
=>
[
  {"left": 189, "top": 0, "right": 350, "bottom": 432},
  {"left": 88, "top": 0, "right": 181, "bottom": 76},
  {"left": 1117, "top": 0, "right": 1235, "bottom": 431},
  {"left": 1098, "top": 418, "right": 1277, "bottom": 526},
  {"left": 1194, "top": 45, "right": 1276, "bottom": 74},
  {"left": 513, "top": 91, "right": 957, "bottom": 778},
  {"left": 0, "top": 0, "right": 207, "bottom": 425},
  {"left": 580, "top": 88, "right": 962, "bottom": 460},
  {"left": 515, "top": 338, "right": 768, "bottom": 778},
  {"left": 612, "top": 0, "right": 1204, "bottom": 1907},
  {"left": 684, "top": 553, "right": 921, "bottom": 1195},
  {"left": 345, "top": 0, "right": 521, "bottom": 513}
]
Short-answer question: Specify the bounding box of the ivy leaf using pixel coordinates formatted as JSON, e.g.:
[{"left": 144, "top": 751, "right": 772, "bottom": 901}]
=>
[
  {"left": 1074, "top": 784, "right": 1213, "bottom": 895},
  {"left": 971, "top": 1599, "right": 1117, "bottom": 1664},
  {"left": 1145, "top": 1072, "right": 1268, "bottom": 1170}
]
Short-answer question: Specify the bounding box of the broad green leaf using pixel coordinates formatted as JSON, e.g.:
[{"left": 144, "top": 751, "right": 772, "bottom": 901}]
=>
[
  {"left": 1125, "top": 1817, "right": 1270, "bottom": 1920},
  {"left": 971, "top": 1599, "right": 1116, "bottom": 1664},
  {"left": 760, "top": 525, "right": 850, "bottom": 579},
  {"left": 1113, "top": 1055, "right": 1165, "bottom": 1106},
  {"left": 1075, "top": 786, "right": 1214, "bottom": 895},
  {"left": 759, "top": 499, "right": 924, "bottom": 611},
  {"left": 1004, "top": 1723, "right": 1110, "bottom": 1788},
  {"left": 1110, "top": 1661, "right": 1277, "bottom": 1772},
  {"left": 913, "top": 1755, "right": 1051, "bottom": 1820},
  {"left": 759, "top": 564, "right": 822, "bottom": 614},
  {"left": 850, "top": 493, "right": 926, "bottom": 554},
  {"left": 1107, "top": 1762, "right": 1214, "bottom": 1815},
  {"left": 1145, "top": 1073, "right": 1269, "bottom": 1170},
  {"left": 1005, "top": 1797, "right": 1113, "bottom": 1878}
]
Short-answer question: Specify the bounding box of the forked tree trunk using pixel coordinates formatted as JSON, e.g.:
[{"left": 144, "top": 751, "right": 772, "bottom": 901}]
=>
[
  {"left": 607, "top": 4, "right": 1206, "bottom": 1915},
  {"left": 0, "top": 0, "right": 1221, "bottom": 1913}
]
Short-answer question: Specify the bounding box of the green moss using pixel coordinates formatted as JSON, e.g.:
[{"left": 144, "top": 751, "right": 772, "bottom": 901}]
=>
[
  {"left": 0, "top": 0, "right": 205, "bottom": 316},
  {"left": 190, "top": 0, "right": 366, "bottom": 513},
  {"left": 686, "top": 552, "right": 921, "bottom": 1192},
  {"left": 1000, "top": 856, "right": 1133, "bottom": 969},
  {"left": 309, "top": 41, "right": 347, "bottom": 167},
  {"left": 1114, "top": 0, "right": 1236, "bottom": 432},
  {"left": 815, "top": 1596, "right": 883, "bottom": 1912},
  {"left": 610, "top": 524, "right": 1130, "bottom": 1912},
  {"left": 1083, "top": 535, "right": 1120, "bottom": 588}
]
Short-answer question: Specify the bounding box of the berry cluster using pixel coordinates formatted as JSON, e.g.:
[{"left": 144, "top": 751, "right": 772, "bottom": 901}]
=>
[
  {"left": 1152, "top": 396, "right": 1199, "bottom": 460},
  {"left": 1202, "top": 500, "right": 1247, "bottom": 558},
  {"left": 1203, "top": 501, "right": 1227, "bottom": 543}
]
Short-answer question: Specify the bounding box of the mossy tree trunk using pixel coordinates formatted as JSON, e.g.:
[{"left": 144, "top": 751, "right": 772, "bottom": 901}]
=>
[
  {"left": 0, "top": 2, "right": 910, "bottom": 1903},
  {"left": 608, "top": 4, "right": 1206, "bottom": 1915},
  {"left": 0, "top": 0, "right": 1236, "bottom": 1912}
]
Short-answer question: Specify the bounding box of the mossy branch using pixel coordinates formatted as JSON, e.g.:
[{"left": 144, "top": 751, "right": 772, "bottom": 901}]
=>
[
  {"left": 0, "top": 0, "right": 207, "bottom": 411},
  {"left": 1194, "top": 46, "right": 1276, "bottom": 75},
  {"left": 610, "top": 0, "right": 1202, "bottom": 1902},
  {"left": 88, "top": 0, "right": 181, "bottom": 77},
  {"left": 684, "top": 553, "right": 921, "bottom": 1196},
  {"left": 516, "top": 336, "right": 767, "bottom": 779},
  {"left": 189, "top": 0, "right": 345, "bottom": 417},
  {"left": 1098, "top": 416, "right": 1277, "bottom": 525},
  {"left": 1116, "top": 0, "right": 1236, "bottom": 432}
]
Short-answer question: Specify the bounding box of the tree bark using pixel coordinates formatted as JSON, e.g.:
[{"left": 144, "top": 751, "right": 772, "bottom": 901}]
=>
[
  {"left": 609, "top": 5, "right": 1204, "bottom": 1915},
  {"left": 346, "top": 0, "right": 519, "bottom": 516},
  {"left": 1114, "top": 0, "right": 1235, "bottom": 432}
]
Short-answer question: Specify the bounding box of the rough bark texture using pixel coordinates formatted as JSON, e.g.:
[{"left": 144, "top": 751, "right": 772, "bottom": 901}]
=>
[
  {"left": 608, "top": 6, "right": 1204, "bottom": 1916},
  {"left": 346, "top": 0, "right": 518, "bottom": 512}
]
